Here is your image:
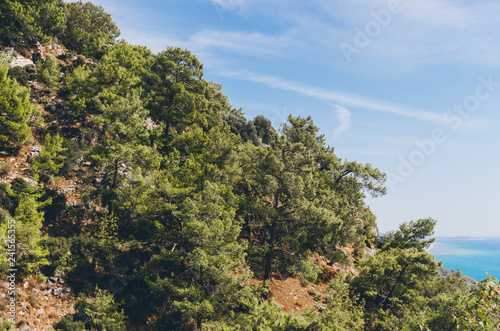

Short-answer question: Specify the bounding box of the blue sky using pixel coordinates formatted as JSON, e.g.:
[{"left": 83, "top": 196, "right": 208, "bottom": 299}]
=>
[{"left": 86, "top": 0, "right": 500, "bottom": 237}]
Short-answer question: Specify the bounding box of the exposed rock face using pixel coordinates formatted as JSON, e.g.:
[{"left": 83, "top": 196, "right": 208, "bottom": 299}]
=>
[
  {"left": 42, "top": 43, "right": 65, "bottom": 57},
  {"left": 53, "top": 287, "right": 63, "bottom": 296},
  {"left": 2, "top": 47, "right": 16, "bottom": 57},
  {"left": 18, "top": 321, "right": 30, "bottom": 331},
  {"left": 145, "top": 117, "right": 158, "bottom": 131},
  {"left": 363, "top": 246, "right": 377, "bottom": 255},
  {"left": 9, "top": 55, "right": 34, "bottom": 68},
  {"left": 0, "top": 273, "right": 76, "bottom": 330},
  {"left": 2, "top": 42, "right": 65, "bottom": 69}
]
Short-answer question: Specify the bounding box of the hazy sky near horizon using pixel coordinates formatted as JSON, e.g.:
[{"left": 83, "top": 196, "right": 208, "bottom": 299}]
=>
[{"left": 86, "top": 0, "right": 500, "bottom": 237}]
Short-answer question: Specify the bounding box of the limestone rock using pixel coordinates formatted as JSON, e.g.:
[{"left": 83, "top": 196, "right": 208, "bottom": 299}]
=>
[
  {"left": 363, "top": 246, "right": 377, "bottom": 255},
  {"left": 43, "top": 43, "right": 65, "bottom": 57},
  {"left": 2, "top": 47, "right": 15, "bottom": 57},
  {"left": 18, "top": 321, "right": 30, "bottom": 331},
  {"left": 53, "top": 287, "right": 63, "bottom": 296},
  {"left": 10, "top": 55, "right": 34, "bottom": 68}
]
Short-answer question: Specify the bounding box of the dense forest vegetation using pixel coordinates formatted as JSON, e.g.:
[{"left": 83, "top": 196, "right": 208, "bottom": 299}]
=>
[{"left": 0, "top": 1, "right": 499, "bottom": 330}]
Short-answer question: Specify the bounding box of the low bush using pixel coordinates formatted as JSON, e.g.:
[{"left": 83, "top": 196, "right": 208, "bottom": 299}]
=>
[
  {"left": 7, "top": 66, "right": 28, "bottom": 86},
  {"left": 0, "top": 162, "right": 13, "bottom": 177}
]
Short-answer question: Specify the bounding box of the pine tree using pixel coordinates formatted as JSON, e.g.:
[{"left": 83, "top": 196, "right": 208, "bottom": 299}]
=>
[
  {"left": 31, "top": 133, "right": 67, "bottom": 182},
  {"left": 0, "top": 191, "right": 49, "bottom": 276},
  {"left": 87, "top": 91, "right": 160, "bottom": 214},
  {"left": 241, "top": 115, "right": 385, "bottom": 294},
  {"left": 0, "top": 59, "right": 34, "bottom": 151},
  {"left": 61, "top": 0, "right": 120, "bottom": 58},
  {"left": 146, "top": 47, "right": 226, "bottom": 152},
  {"left": 0, "top": 0, "right": 65, "bottom": 46},
  {"left": 319, "top": 271, "right": 365, "bottom": 330},
  {"left": 174, "top": 182, "right": 250, "bottom": 328},
  {"left": 352, "top": 218, "right": 441, "bottom": 329},
  {"left": 37, "top": 54, "right": 61, "bottom": 90},
  {"left": 54, "top": 288, "right": 126, "bottom": 330}
]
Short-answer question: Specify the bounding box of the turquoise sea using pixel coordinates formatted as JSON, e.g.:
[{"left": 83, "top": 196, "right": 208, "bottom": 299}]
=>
[{"left": 427, "top": 237, "right": 500, "bottom": 281}]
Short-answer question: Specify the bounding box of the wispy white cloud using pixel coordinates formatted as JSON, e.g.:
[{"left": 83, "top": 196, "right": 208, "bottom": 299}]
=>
[
  {"left": 319, "top": 0, "right": 500, "bottom": 67},
  {"left": 330, "top": 104, "right": 352, "bottom": 138},
  {"left": 189, "top": 30, "right": 299, "bottom": 57},
  {"left": 206, "top": 0, "right": 294, "bottom": 19},
  {"left": 199, "top": 0, "right": 500, "bottom": 69},
  {"left": 209, "top": 0, "right": 240, "bottom": 7},
  {"left": 95, "top": 0, "right": 500, "bottom": 70},
  {"left": 219, "top": 70, "right": 444, "bottom": 123},
  {"left": 208, "top": 0, "right": 252, "bottom": 9},
  {"left": 118, "top": 30, "right": 188, "bottom": 53}
]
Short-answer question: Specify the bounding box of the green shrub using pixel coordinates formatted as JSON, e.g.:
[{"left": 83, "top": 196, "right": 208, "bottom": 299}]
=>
[
  {"left": 294, "top": 257, "right": 323, "bottom": 284},
  {"left": 0, "top": 59, "right": 34, "bottom": 150},
  {"left": 54, "top": 288, "right": 126, "bottom": 331},
  {"left": 44, "top": 236, "right": 72, "bottom": 274},
  {"left": 59, "top": 138, "right": 80, "bottom": 176},
  {"left": 32, "top": 133, "right": 67, "bottom": 182},
  {"left": 42, "top": 189, "right": 67, "bottom": 223},
  {"left": 0, "top": 162, "right": 12, "bottom": 177},
  {"left": 0, "top": 193, "right": 49, "bottom": 275},
  {"left": 31, "top": 53, "right": 43, "bottom": 66},
  {"left": 52, "top": 315, "right": 86, "bottom": 331},
  {"left": 10, "top": 177, "right": 29, "bottom": 195},
  {"left": 7, "top": 66, "right": 28, "bottom": 86},
  {"left": 0, "top": 318, "right": 14, "bottom": 331},
  {"left": 0, "top": 183, "right": 14, "bottom": 213},
  {"left": 0, "top": 210, "right": 9, "bottom": 223},
  {"left": 319, "top": 271, "right": 365, "bottom": 330},
  {"left": 37, "top": 55, "right": 61, "bottom": 89},
  {"left": 76, "top": 55, "right": 86, "bottom": 66}
]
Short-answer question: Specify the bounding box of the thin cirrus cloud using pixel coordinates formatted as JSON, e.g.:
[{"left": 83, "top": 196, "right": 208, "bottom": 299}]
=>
[
  {"left": 218, "top": 70, "right": 443, "bottom": 124},
  {"left": 312, "top": 0, "right": 500, "bottom": 67},
  {"left": 190, "top": 30, "right": 281, "bottom": 56},
  {"left": 189, "top": 29, "right": 304, "bottom": 58},
  {"left": 108, "top": 0, "right": 500, "bottom": 74},
  {"left": 209, "top": 0, "right": 248, "bottom": 8},
  {"left": 330, "top": 104, "right": 352, "bottom": 139},
  {"left": 202, "top": 0, "right": 500, "bottom": 68}
]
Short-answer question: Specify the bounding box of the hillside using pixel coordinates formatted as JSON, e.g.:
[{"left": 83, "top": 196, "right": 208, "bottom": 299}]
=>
[
  {"left": 0, "top": 39, "right": 374, "bottom": 329},
  {"left": 0, "top": 1, "right": 499, "bottom": 330}
]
